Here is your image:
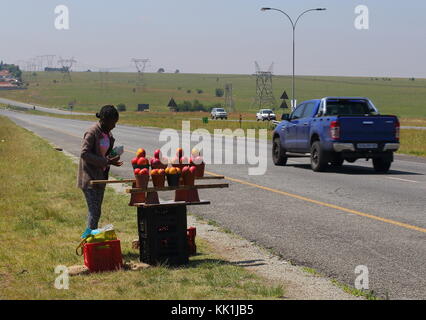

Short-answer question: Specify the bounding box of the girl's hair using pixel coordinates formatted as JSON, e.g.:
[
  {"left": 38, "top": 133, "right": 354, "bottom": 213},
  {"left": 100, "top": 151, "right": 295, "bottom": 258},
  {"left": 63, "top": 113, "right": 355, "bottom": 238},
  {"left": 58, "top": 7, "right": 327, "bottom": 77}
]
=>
[{"left": 96, "top": 105, "right": 119, "bottom": 121}]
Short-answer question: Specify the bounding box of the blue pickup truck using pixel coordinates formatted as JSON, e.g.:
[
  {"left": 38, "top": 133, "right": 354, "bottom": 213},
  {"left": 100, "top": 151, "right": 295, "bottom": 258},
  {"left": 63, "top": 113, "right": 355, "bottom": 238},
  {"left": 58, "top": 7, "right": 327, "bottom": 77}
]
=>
[{"left": 272, "top": 97, "right": 400, "bottom": 173}]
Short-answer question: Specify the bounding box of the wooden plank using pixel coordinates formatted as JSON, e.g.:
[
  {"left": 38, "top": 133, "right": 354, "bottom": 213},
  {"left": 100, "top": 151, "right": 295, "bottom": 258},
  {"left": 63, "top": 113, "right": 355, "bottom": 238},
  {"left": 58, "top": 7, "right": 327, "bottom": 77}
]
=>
[
  {"left": 90, "top": 179, "right": 135, "bottom": 185},
  {"left": 90, "top": 175, "right": 225, "bottom": 185},
  {"left": 126, "top": 183, "right": 229, "bottom": 193},
  {"left": 134, "top": 200, "right": 211, "bottom": 208}
]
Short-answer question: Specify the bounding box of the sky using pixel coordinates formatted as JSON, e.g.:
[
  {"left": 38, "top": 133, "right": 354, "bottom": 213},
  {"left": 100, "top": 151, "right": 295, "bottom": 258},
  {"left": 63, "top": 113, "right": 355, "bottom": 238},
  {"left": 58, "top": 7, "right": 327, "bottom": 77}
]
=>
[{"left": 1, "top": 0, "right": 426, "bottom": 77}]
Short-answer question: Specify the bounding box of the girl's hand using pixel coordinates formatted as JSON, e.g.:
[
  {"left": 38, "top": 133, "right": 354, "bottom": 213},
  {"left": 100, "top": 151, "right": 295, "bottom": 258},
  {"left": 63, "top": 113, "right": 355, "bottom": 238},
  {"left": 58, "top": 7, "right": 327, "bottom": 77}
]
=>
[
  {"left": 107, "top": 155, "right": 122, "bottom": 166},
  {"left": 112, "top": 160, "right": 123, "bottom": 167}
]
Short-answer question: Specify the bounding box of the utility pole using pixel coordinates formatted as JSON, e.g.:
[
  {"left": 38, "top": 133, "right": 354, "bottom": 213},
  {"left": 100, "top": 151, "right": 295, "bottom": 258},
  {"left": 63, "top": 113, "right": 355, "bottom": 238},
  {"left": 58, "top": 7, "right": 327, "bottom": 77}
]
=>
[
  {"left": 253, "top": 61, "right": 276, "bottom": 109},
  {"left": 224, "top": 83, "right": 235, "bottom": 112},
  {"left": 131, "top": 58, "right": 150, "bottom": 90},
  {"left": 99, "top": 68, "right": 109, "bottom": 93},
  {"left": 57, "top": 57, "right": 77, "bottom": 81}
]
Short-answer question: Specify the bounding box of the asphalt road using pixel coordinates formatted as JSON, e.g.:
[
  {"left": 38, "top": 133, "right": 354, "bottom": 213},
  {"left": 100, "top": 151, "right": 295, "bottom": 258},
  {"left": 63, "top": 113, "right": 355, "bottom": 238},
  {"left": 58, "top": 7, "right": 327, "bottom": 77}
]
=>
[
  {"left": 0, "top": 97, "right": 90, "bottom": 115},
  {"left": 1, "top": 108, "right": 425, "bottom": 300}
]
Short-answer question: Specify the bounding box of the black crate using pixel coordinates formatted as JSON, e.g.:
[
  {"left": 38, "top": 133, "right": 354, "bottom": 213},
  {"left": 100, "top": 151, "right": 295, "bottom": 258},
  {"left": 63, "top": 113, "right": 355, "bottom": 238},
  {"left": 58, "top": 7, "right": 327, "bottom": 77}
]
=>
[{"left": 137, "top": 204, "right": 188, "bottom": 266}]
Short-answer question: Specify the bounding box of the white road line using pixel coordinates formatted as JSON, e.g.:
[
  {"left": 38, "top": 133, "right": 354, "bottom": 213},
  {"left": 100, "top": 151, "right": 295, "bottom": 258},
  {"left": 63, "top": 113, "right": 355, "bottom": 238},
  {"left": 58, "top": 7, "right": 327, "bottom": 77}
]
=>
[{"left": 386, "top": 177, "right": 419, "bottom": 183}]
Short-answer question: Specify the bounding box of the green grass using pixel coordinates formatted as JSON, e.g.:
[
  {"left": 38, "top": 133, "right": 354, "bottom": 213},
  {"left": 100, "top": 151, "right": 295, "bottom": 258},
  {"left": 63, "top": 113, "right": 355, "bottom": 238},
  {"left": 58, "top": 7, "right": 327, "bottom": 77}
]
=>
[
  {"left": 0, "top": 115, "right": 284, "bottom": 300},
  {"left": 331, "top": 280, "right": 379, "bottom": 300},
  {"left": 2, "top": 71, "right": 426, "bottom": 119}
]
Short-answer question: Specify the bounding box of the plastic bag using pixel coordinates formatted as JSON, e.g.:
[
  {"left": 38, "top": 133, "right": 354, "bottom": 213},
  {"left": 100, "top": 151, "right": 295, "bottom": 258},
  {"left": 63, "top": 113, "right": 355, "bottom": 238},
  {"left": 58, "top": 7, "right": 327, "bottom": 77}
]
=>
[{"left": 76, "top": 224, "right": 118, "bottom": 255}]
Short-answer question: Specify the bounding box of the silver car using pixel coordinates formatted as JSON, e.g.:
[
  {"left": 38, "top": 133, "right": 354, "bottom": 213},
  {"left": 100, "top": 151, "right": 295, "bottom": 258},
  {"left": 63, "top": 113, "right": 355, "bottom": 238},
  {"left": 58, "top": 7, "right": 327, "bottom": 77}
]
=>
[{"left": 211, "top": 108, "right": 228, "bottom": 120}]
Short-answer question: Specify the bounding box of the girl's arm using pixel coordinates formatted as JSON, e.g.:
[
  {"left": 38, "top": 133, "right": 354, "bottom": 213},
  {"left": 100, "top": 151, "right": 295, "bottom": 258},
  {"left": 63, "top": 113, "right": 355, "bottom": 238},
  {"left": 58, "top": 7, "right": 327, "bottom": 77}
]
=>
[{"left": 80, "top": 131, "right": 109, "bottom": 167}]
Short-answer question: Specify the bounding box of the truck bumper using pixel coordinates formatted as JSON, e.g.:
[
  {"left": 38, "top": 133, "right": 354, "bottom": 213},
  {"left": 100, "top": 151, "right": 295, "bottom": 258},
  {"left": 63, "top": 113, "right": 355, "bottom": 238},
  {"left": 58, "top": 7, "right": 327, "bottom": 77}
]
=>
[
  {"left": 383, "top": 143, "right": 400, "bottom": 151},
  {"left": 333, "top": 142, "right": 399, "bottom": 152},
  {"left": 333, "top": 143, "right": 355, "bottom": 152}
]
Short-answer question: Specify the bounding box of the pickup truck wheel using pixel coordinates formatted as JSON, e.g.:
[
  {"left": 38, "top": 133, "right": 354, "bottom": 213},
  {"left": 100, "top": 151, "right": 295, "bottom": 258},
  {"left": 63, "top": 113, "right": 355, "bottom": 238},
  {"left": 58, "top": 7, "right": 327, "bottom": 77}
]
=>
[
  {"left": 310, "top": 141, "right": 329, "bottom": 172},
  {"left": 373, "top": 158, "right": 391, "bottom": 173},
  {"left": 272, "top": 137, "right": 288, "bottom": 166}
]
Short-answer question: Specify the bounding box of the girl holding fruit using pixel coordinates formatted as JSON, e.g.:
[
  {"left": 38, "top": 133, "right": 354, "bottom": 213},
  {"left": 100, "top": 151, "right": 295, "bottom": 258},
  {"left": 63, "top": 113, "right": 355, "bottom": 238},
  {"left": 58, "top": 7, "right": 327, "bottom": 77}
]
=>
[{"left": 77, "top": 105, "right": 123, "bottom": 238}]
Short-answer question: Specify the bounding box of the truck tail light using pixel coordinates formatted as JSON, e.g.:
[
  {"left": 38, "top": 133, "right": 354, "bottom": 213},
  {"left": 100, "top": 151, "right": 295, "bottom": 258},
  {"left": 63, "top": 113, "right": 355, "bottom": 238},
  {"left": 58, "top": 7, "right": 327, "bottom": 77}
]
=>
[
  {"left": 330, "top": 121, "right": 340, "bottom": 140},
  {"left": 395, "top": 119, "right": 400, "bottom": 141}
]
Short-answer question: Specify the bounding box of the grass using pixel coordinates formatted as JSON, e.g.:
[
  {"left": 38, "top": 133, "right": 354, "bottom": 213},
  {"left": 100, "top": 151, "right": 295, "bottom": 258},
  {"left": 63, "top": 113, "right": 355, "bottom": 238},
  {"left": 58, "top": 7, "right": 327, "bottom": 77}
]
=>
[
  {"left": 399, "top": 129, "right": 426, "bottom": 157},
  {"left": 331, "top": 280, "right": 379, "bottom": 300},
  {"left": 0, "top": 115, "right": 284, "bottom": 300},
  {"left": 2, "top": 71, "right": 426, "bottom": 119}
]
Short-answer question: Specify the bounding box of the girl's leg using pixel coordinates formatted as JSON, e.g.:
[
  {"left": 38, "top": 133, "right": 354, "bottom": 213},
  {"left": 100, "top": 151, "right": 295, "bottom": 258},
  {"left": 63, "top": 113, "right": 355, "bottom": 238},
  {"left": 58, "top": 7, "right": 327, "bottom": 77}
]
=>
[{"left": 82, "top": 188, "right": 106, "bottom": 230}]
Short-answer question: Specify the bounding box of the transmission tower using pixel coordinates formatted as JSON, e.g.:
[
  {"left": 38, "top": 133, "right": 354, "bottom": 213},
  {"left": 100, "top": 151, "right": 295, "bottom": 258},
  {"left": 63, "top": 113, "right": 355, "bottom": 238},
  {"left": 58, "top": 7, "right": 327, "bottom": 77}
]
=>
[
  {"left": 57, "top": 57, "right": 77, "bottom": 81},
  {"left": 131, "top": 58, "right": 149, "bottom": 90},
  {"left": 43, "top": 55, "right": 56, "bottom": 69},
  {"left": 224, "top": 83, "right": 235, "bottom": 112},
  {"left": 99, "top": 68, "right": 110, "bottom": 93},
  {"left": 253, "top": 62, "right": 276, "bottom": 109}
]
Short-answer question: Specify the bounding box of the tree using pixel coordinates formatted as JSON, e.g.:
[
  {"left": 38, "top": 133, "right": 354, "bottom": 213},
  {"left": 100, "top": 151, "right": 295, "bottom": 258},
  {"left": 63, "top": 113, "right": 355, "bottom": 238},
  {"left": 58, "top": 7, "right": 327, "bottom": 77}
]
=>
[
  {"left": 175, "top": 69, "right": 180, "bottom": 74},
  {"left": 215, "top": 88, "right": 224, "bottom": 97},
  {"left": 157, "top": 68, "right": 165, "bottom": 73},
  {"left": 116, "top": 103, "right": 126, "bottom": 112}
]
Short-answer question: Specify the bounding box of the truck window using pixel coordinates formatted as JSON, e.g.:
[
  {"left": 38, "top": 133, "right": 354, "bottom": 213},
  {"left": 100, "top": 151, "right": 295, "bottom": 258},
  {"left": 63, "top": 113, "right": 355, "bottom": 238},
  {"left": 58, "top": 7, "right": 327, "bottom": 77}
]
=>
[
  {"left": 301, "top": 102, "right": 316, "bottom": 119},
  {"left": 291, "top": 104, "right": 305, "bottom": 120},
  {"left": 325, "top": 100, "right": 377, "bottom": 116}
]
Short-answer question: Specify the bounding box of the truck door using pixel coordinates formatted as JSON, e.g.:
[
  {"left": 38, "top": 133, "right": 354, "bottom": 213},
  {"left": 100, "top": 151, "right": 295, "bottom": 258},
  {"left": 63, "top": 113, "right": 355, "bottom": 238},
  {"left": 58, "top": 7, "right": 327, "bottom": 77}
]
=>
[
  {"left": 283, "top": 103, "right": 305, "bottom": 151},
  {"left": 296, "top": 102, "right": 318, "bottom": 152}
]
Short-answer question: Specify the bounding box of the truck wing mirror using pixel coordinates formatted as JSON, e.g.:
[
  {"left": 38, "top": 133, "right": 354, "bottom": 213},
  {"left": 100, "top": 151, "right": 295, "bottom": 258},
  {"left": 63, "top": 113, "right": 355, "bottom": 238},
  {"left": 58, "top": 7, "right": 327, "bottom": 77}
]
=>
[{"left": 281, "top": 114, "right": 290, "bottom": 121}]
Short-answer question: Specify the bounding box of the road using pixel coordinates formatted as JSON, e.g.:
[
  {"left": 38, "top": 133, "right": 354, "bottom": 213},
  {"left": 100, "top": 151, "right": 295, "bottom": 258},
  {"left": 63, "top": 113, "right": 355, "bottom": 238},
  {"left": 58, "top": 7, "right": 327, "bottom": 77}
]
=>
[
  {"left": 0, "top": 97, "right": 90, "bottom": 115},
  {"left": 1, "top": 108, "right": 425, "bottom": 299}
]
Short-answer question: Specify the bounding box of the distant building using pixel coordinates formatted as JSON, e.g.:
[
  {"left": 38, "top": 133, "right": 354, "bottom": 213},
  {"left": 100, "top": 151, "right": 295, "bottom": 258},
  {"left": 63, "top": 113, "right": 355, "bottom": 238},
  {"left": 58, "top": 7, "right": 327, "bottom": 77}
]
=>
[
  {"left": 137, "top": 104, "right": 150, "bottom": 111},
  {"left": 45, "top": 67, "right": 69, "bottom": 72},
  {"left": 0, "top": 70, "right": 10, "bottom": 77}
]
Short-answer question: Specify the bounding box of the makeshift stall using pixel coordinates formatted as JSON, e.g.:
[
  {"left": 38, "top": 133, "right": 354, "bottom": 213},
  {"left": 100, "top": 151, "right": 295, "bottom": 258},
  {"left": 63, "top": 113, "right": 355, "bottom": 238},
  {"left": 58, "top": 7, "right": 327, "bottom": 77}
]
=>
[{"left": 90, "top": 148, "right": 228, "bottom": 267}]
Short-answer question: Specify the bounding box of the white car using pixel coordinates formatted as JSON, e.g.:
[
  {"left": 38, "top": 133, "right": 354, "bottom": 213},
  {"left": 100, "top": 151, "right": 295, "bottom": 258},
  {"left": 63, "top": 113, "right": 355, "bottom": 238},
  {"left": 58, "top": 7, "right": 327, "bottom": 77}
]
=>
[
  {"left": 256, "top": 109, "right": 276, "bottom": 121},
  {"left": 211, "top": 108, "right": 228, "bottom": 120}
]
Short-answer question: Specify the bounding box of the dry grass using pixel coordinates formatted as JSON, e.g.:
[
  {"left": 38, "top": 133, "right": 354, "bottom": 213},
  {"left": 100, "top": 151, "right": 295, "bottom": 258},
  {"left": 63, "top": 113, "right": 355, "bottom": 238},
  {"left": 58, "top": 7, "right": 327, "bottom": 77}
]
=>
[{"left": 398, "top": 129, "right": 426, "bottom": 157}]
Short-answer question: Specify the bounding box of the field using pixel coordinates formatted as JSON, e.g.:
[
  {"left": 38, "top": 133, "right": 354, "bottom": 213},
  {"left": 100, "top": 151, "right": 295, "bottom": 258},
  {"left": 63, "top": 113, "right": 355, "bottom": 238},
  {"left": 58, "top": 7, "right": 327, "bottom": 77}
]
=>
[
  {"left": 1, "top": 71, "right": 426, "bottom": 120},
  {"left": 1, "top": 71, "right": 425, "bottom": 157},
  {"left": 0, "top": 115, "right": 284, "bottom": 299}
]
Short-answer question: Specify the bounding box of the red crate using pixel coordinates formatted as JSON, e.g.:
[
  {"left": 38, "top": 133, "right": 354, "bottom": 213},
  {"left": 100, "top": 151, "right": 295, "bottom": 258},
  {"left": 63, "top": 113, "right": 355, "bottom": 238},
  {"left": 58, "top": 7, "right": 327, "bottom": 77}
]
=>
[{"left": 83, "top": 240, "right": 123, "bottom": 272}]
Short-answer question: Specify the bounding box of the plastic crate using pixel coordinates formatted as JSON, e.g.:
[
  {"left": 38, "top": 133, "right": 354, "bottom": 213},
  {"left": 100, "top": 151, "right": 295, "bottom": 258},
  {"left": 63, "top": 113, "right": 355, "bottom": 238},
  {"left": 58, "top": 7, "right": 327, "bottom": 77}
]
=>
[
  {"left": 84, "top": 240, "right": 123, "bottom": 272},
  {"left": 137, "top": 204, "right": 188, "bottom": 266}
]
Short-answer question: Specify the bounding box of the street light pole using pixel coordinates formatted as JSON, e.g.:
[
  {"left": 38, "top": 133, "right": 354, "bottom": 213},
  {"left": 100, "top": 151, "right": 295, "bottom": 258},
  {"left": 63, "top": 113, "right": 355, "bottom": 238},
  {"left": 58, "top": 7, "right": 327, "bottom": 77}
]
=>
[{"left": 261, "top": 7, "right": 326, "bottom": 110}]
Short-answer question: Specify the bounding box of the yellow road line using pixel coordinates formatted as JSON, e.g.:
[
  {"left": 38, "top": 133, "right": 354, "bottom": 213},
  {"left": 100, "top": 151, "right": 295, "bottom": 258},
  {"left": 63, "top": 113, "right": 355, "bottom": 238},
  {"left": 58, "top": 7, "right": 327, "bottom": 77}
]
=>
[
  {"left": 205, "top": 170, "right": 426, "bottom": 234},
  {"left": 18, "top": 118, "right": 426, "bottom": 234}
]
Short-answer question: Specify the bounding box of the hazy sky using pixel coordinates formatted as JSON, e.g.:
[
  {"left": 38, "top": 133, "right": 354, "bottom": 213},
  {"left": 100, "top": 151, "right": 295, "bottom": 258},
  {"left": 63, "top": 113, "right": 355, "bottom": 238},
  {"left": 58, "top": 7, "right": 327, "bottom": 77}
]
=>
[{"left": 2, "top": 0, "right": 426, "bottom": 77}]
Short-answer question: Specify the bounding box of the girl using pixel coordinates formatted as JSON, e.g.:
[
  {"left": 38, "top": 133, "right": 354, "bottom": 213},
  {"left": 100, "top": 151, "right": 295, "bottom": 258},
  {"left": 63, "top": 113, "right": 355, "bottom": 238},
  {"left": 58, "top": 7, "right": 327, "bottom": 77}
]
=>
[{"left": 77, "top": 105, "right": 123, "bottom": 238}]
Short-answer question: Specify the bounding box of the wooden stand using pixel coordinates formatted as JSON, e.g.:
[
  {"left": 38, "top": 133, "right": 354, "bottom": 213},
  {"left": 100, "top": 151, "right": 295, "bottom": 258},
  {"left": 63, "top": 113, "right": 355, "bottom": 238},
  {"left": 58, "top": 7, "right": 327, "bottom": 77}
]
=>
[{"left": 90, "top": 174, "right": 228, "bottom": 266}]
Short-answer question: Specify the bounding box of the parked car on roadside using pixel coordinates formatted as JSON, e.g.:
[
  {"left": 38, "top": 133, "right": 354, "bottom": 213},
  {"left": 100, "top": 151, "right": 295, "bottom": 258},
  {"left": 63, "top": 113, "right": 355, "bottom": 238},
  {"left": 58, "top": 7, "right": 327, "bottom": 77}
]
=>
[
  {"left": 211, "top": 108, "right": 228, "bottom": 120},
  {"left": 272, "top": 97, "right": 400, "bottom": 173},
  {"left": 256, "top": 109, "right": 276, "bottom": 121}
]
